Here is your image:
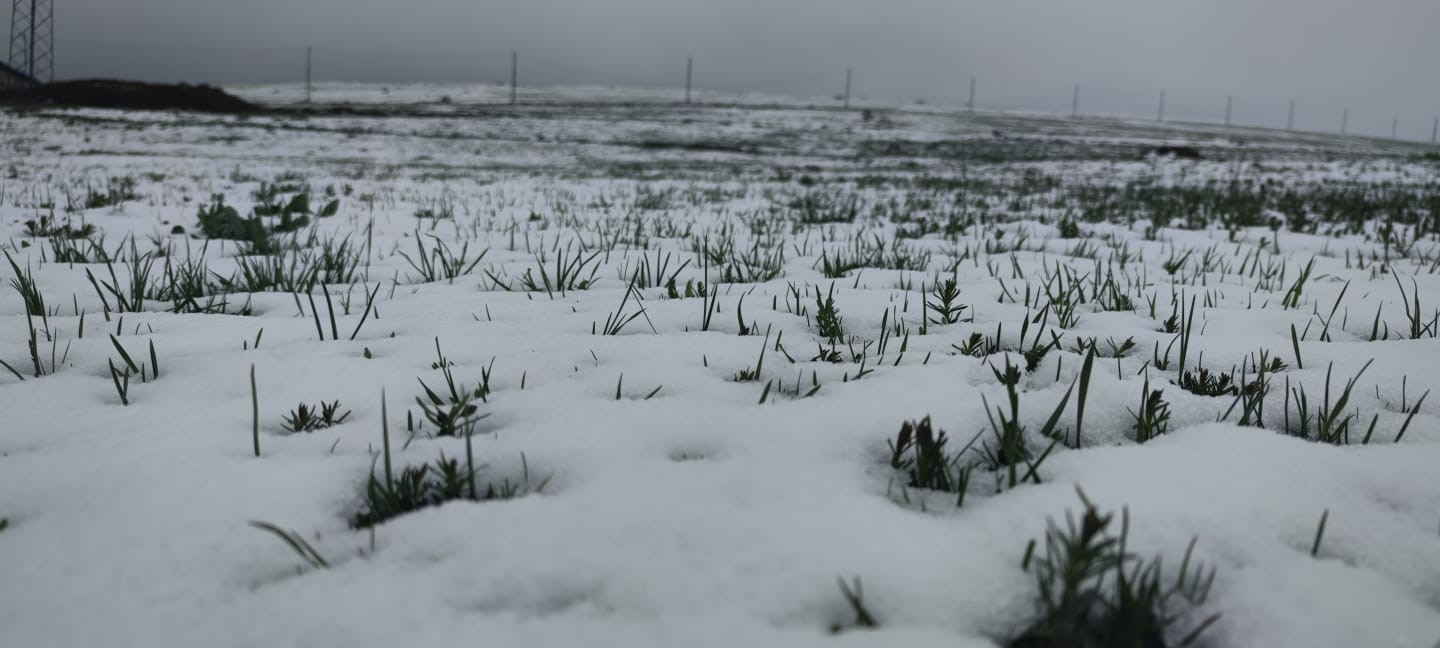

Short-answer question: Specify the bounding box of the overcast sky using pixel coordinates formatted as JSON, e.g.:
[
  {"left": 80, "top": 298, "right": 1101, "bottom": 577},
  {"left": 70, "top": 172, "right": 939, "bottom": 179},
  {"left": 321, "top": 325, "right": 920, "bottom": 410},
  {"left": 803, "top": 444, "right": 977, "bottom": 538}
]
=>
[{"left": 13, "top": 0, "right": 1440, "bottom": 139}]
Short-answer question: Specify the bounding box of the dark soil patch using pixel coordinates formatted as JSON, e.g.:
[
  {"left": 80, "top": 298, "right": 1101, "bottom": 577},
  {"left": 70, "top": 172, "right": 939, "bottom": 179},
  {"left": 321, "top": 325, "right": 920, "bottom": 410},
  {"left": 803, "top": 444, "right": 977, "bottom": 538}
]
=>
[{"left": 1149, "top": 145, "right": 1203, "bottom": 160}]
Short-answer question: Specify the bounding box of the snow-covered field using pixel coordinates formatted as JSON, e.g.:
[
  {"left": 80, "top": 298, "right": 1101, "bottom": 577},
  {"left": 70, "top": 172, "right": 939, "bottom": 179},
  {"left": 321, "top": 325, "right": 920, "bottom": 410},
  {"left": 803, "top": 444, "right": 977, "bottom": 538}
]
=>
[{"left": 2, "top": 85, "right": 1439, "bottom": 647}]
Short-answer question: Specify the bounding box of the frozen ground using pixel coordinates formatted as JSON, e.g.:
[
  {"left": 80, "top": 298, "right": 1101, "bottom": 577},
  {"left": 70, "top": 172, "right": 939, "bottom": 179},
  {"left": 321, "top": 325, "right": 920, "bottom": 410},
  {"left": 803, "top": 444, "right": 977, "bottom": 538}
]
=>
[{"left": 1, "top": 85, "right": 1439, "bottom": 647}]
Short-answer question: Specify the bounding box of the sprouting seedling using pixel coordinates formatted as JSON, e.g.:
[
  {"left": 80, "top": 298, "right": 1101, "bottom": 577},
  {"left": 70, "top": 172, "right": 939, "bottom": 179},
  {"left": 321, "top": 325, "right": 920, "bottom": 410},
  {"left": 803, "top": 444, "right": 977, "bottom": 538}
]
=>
[
  {"left": 1015, "top": 488, "right": 1219, "bottom": 647},
  {"left": 4, "top": 250, "right": 48, "bottom": 326},
  {"left": 84, "top": 244, "right": 156, "bottom": 314},
  {"left": 1015, "top": 309, "right": 1062, "bottom": 373},
  {"left": 107, "top": 358, "right": 131, "bottom": 406},
  {"left": 1280, "top": 257, "right": 1314, "bottom": 310},
  {"left": 887, "top": 416, "right": 976, "bottom": 503},
  {"left": 1180, "top": 364, "right": 1240, "bottom": 398},
  {"left": 1310, "top": 509, "right": 1329, "bottom": 557},
  {"left": 1219, "top": 350, "right": 1280, "bottom": 428},
  {"left": 1282, "top": 359, "right": 1374, "bottom": 444},
  {"left": 1393, "top": 390, "right": 1430, "bottom": 443},
  {"left": 250, "top": 364, "right": 260, "bottom": 457},
  {"left": 594, "top": 283, "right": 655, "bottom": 336},
  {"left": 305, "top": 285, "right": 339, "bottom": 341},
  {"left": 696, "top": 283, "right": 719, "bottom": 332},
  {"left": 1395, "top": 274, "right": 1439, "bottom": 339},
  {"left": 381, "top": 389, "right": 392, "bottom": 488},
  {"left": 415, "top": 377, "right": 486, "bottom": 438},
  {"left": 1162, "top": 249, "right": 1192, "bottom": 276},
  {"left": 926, "top": 277, "right": 968, "bottom": 325},
  {"left": 735, "top": 295, "right": 757, "bottom": 336},
  {"left": 0, "top": 357, "right": 22, "bottom": 382},
  {"left": 1314, "top": 360, "right": 1373, "bottom": 444},
  {"left": 979, "top": 356, "right": 1074, "bottom": 489},
  {"left": 513, "top": 244, "right": 601, "bottom": 297},
  {"left": 1290, "top": 323, "right": 1303, "bottom": 370},
  {"left": 1072, "top": 348, "right": 1096, "bottom": 449},
  {"left": 1313, "top": 280, "right": 1350, "bottom": 342},
  {"left": 283, "top": 401, "right": 352, "bottom": 433},
  {"left": 249, "top": 521, "right": 329, "bottom": 571},
  {"left": 398, "top": 232, "right": 486, "bottom": 284},
  {"left": 814, "top": 283, "right": 844, "bottom": 341},
  {"left": 108, "top": 334, "right": 156, "bottom": 382},
  {"left": 732, "top": 330, "right": 771, "bottom": 382},
  {"left": 1176, "top": 294, "right": 1197, "bottom": 378},
  {"left": 626, "top": 249, "right": 690, "bottom": 290},
  {"left": 1129, "top": 376, "right": 1172, "bottom": 443},
  {"left": 614, "top": 374, "right": 663, "bottom": 401},
  {"left": 830, "top": 576, "right": 879, "bottom": 633},
  {"left": 353, "top": 450, "right": 549, "bottom": 529}
]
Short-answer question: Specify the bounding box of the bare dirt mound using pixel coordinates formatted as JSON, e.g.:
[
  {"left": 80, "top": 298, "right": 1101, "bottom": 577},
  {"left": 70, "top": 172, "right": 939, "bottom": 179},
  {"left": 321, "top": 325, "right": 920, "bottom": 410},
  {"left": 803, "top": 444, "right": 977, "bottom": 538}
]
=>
[{"left": 4, "top": 79, "right": 259, "bottom": 113}]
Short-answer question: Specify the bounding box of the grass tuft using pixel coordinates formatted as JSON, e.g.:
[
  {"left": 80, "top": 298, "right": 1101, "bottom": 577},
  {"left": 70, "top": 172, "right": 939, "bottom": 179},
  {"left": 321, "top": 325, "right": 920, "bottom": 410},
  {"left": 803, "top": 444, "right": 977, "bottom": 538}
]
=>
[
  {"left": 282, "top": 401, "right": 352, "bottom": 433},
  {"left": 353, "top": 452, "right": 550, "bottom": 529},
  {"left": 887, "top": 416, "right": 975, "bottom": 505},
  {"left": 1012, "top": 489, "right": 1219, "bottom": 648}
]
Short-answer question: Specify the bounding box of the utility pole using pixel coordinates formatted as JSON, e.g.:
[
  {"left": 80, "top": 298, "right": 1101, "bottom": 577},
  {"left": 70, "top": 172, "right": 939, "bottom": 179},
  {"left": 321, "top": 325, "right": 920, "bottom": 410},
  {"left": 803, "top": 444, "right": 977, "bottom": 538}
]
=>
[
  {"left": 685, "top": 56, "right": 692, "bottom": 104},
  {"left": 843, "top": 67, "right": 851, "bottom": 109},
  {"left": 1224, "top": 95, "right": 1232, "bottom": 127},
  {"left": 1432, "top": 116, "right": 1437, "bottom": 144},
  {"left": 305, "top": 46, "right": 312, "bottom": 104},
  {"left": 1287, "top": 100, "right": 1295, "bottom": 131},
  {"left": 1392, "top": 116, "right": 1398, "bottom": 140},
  {"left": 1071, "top": 84, "right": 1079, "bottom": 118},
  {"left": 510, "top": 51, "right": 518, "bottom": 105},
  {"left": 1341, "top": 108, "right": 1348, "bottom": 135},
  {"left": 1157, "top": 90, "right": 1165, "bottom": 122},
  {"left": 967, "top": 76, "right": 975, "bottom": 113}
]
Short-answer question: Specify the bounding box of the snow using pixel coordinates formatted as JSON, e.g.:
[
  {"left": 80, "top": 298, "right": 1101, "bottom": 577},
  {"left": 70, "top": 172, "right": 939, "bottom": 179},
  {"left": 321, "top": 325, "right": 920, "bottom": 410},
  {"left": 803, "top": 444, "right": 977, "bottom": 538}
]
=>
[{"left": 1, "top": 84, "right": 1439, "bottom": 647}]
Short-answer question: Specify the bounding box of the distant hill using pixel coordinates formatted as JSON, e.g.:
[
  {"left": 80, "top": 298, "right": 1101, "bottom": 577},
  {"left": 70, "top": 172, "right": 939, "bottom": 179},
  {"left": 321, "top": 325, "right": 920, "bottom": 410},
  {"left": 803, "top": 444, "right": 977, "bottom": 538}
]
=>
[{"left": 1, "top": 79, "right": 258, "bottom": 113}]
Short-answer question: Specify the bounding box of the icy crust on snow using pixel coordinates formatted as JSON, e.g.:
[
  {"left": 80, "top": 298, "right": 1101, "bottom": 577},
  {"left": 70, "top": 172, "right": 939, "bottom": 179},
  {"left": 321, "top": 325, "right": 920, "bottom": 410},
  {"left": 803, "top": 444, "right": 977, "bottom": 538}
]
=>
[{"left": 1, "top": 85, "right": 1439, "bottom": 647}]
